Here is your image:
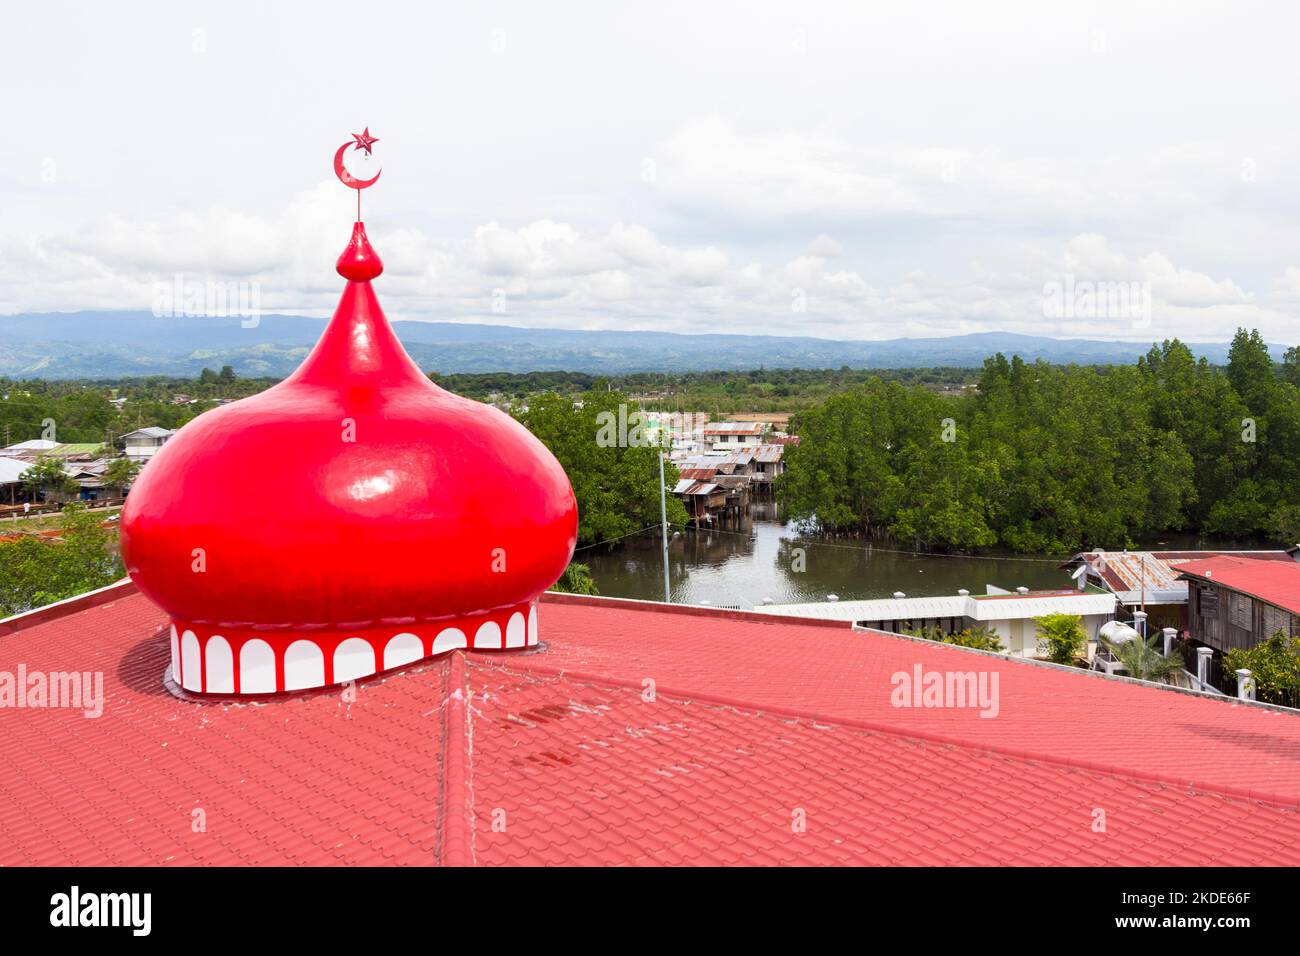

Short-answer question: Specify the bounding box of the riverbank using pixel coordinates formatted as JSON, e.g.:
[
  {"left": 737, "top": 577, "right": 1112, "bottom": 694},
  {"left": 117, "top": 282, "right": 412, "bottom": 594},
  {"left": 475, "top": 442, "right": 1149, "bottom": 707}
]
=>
[{"left": 581, "top": 511, "right": 1285, "bottom": 609}]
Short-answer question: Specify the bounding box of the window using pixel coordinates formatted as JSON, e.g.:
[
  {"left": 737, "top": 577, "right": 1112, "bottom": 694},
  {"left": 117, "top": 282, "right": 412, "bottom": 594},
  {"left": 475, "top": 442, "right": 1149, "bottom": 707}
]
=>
[
  {"left": 1198, "top": 585, "right": 1219, "bottom": 618},
  {"left": 1229, "top": 592, "right": 1252, "bottom": 631}
]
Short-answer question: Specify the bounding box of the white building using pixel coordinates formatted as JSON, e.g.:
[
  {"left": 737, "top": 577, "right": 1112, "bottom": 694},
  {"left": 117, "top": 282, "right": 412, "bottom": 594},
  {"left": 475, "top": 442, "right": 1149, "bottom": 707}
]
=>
[
  {"left": 702, "top": 422, "right": 765, "bottom": 448},
  {"left": 0, "top": 457, "right": 31, "bottom": 504},
  {"left": 752, "top": 587, "right": 1118, "bottom": 658},
  {"left": 122, "top": 427, "right": 175, "bottom": 461},
  {"left": 1, "top": 439, "right": 59, "bottom": 455}
]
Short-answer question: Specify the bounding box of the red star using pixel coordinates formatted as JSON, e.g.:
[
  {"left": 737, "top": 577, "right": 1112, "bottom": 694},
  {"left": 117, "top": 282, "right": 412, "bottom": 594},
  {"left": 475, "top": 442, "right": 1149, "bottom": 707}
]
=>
[{"left": 352, "top": 127, "right": 379, "bottom": 155}]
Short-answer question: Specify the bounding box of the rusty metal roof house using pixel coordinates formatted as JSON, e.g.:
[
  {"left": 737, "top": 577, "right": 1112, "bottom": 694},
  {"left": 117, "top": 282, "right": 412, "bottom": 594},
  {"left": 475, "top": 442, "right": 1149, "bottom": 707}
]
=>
[{"left": 1062, "top": 549, "right": 1296, "bottom": 630}]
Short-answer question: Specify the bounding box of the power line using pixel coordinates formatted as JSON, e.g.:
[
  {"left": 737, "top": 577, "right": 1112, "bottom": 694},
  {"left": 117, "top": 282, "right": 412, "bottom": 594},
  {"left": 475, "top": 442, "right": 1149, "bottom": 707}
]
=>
[
  {"left": 572, "top": 523, "right": 665, "bottom": 553},
  {"left": 672, "top": 523, "right": 1074, "bottom": 563}
]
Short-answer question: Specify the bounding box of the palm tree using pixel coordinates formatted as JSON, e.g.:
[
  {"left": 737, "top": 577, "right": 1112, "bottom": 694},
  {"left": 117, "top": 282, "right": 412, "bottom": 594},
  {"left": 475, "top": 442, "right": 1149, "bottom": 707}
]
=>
[{"left": 1101, "top": 634, "right": 1182, "bottom": 684}]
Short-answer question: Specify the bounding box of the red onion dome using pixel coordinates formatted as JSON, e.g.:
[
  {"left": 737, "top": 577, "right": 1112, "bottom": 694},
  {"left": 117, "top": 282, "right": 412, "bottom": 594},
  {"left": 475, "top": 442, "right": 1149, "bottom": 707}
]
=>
[{"left": 120, "top": 221, "right": 578, "bottom": 695}]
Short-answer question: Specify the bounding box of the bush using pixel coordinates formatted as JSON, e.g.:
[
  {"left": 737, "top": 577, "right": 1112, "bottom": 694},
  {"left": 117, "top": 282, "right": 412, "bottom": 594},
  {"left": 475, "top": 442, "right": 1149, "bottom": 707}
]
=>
[
  {"left": 549, "top": 561, "right": 599, "bottom": 596},
  {"left": 1036, "top": 613, "right": 1086, "bottom": 665},
  {"left": 0, "top": 503, "right": 123, "bottom": 616},
  {"left": 947, "top": 626, "right": 1003, "bottom": 652},
  {"left": 902, "top": 623, "right": 1003, "bottom": 652},
  {"left": 1224, "top": 633, "right": 1300, "bottom": 706}
]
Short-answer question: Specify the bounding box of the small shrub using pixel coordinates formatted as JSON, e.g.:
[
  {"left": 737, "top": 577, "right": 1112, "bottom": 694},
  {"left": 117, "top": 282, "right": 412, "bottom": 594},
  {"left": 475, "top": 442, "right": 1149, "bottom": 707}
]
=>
[
  {"left": 549, "top": 561, "right": 599, "bottom": 596},
  {"left": 1224, "top": 633, "right": 1300, "bottom": 706},
  {"left": 902, "top": 623, "right": 1003, "bottom": 652},
  {"left": 947, "top": 625, "right": 1003, "bottom": 652},
  {"left": 1036, "top": 612, "right": 1086, "bottom": 665}
]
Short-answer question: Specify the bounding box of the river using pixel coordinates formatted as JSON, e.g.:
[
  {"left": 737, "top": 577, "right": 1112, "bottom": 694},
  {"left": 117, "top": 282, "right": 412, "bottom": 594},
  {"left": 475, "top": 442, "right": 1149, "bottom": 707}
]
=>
[{"left": 580, "top": 503, "right": 1283, "bottom": 608}]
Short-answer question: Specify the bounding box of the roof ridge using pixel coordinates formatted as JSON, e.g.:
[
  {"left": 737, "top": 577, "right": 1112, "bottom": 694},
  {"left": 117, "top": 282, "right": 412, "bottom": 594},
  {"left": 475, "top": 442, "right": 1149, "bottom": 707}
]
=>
[
  {"left": 541, "top": 591, "right": 851, "bottom": 630},
  {"left": 438, "top": 650, "right": 473, "bottom": 866},
  {"left": 494, "top": 655, "right": 1300, "bottom": 812}
]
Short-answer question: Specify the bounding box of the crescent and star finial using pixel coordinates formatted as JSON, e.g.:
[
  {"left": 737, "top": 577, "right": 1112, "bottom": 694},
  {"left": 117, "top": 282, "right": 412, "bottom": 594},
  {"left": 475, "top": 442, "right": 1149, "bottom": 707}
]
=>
[{"left": 334, "top": 128, "right": 381, "bottom": 220}]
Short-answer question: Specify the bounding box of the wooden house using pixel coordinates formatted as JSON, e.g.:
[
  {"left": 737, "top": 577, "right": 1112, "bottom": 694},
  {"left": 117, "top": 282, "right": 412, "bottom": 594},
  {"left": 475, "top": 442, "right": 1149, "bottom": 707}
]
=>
[{"left": 1177, "top": 555, "right": 1300, "bottom": 652}]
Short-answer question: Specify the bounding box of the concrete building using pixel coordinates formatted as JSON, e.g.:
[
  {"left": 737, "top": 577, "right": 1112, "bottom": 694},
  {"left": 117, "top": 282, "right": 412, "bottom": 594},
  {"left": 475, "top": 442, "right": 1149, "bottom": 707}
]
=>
[
  {"left": 122, "top": 427, "right": 175, "bottom": 461},
  {"left": 703, "top": 422, "right": 765, "bottom": 449},
  {"left": 752, "top": 587, "right": 1118, "bottom": 658}
]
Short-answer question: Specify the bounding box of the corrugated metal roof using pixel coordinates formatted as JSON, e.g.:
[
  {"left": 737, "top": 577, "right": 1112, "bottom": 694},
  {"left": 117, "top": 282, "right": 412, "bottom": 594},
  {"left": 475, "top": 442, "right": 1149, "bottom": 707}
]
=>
[
  {"left": 3, "top": 439, "right": 58, "bottom": 452},
  {"left": 1177, "top": 555, "right": 1300, "bottom": 616},
  {"left": 752, "top": 444, "right": 784, "bottom": 463},
  {"left": 48, "top": 443, "right": 107, "bottom": 457},
  {"left": 673, "top": 480, "right": 718, "bottom": 496},
  {"left": 64, "top": 460, "right": 109, "bottom": 477},
  {"left": 679, "top": 455, "right": 727, "bottom": 471},
  {"left": 1068, "top": 549, "right": 1293, "bottom": 604},
  {"left": 753, "top": 590, "right": 1116, "bottom": 623},
  {"left": 703, "top": 422, "right": 763, "bottom": 435},
  {"left": 0, "top": 457, "right": 30, "bottom": 484}
]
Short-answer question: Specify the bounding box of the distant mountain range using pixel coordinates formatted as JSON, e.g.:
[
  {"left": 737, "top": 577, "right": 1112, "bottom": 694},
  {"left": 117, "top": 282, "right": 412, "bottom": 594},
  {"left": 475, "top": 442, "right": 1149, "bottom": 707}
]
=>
[{"left": 0, "top": 311, "right": 1278, "bottom": 379}]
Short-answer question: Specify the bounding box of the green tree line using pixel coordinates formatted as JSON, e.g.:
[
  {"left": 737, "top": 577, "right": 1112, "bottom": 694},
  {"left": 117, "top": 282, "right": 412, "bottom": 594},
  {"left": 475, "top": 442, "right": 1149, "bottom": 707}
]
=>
[
  {"left": 512, "top": 389, "right": 688, "bottom": 546},
  {"left": 0, "top": 504, "right": 124, "bottom": 615},
  {"left": 428, "top": 367, "right": 975, "bottom": 411},
  {"left": 0, "top": 369, "right": 276, "bottom": 445},
  {"left": 779, "top": 330, "right": 1300, "bottom": 554}
]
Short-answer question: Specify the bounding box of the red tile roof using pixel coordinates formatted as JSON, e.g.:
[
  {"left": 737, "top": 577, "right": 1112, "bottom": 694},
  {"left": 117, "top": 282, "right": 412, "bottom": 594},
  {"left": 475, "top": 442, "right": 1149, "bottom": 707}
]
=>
[
  {"left": 1177, "top": 555, "right": 1300, "bottom": 617},
  {"left": 3, "top": 585, "right": 1300, "bottom": 865}
]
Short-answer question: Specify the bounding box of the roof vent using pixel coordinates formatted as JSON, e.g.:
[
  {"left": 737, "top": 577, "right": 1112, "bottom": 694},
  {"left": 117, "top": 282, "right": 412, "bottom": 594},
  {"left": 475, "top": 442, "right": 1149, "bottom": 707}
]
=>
[
  {"left": 826, "top": 594, "right": 839, "bottom": 602},
  {"left": 893, "top": 591, "right": 906, "bottom": 599},
  {"left": 957, "top": 589, "right": 970, "bottom": 596},
  {"left": 1016, "top": 586, "right": 1029, "bottom": 594}
]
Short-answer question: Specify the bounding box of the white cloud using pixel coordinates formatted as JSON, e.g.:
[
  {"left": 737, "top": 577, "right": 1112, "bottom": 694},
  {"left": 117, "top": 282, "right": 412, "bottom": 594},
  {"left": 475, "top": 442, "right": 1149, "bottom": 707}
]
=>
[
  {"left": 806, "top": 235, "right": 843, "bottom": 258},
  {"left": 2, "top": 195, "right": 1288, "bottom": 343},
  {"left": 2, "top": 2, "right": 1299, "bottom": 347},
  {"left": 1272, "top": 267, "right": 1300, "bottom": 304}
]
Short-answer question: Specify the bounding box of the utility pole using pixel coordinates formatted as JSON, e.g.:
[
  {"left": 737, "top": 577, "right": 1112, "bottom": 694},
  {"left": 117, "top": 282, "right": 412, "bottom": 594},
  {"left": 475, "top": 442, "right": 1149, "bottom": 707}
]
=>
[
  {"left": 1140, "top": 554, "right": 1146, "bottom": 613},
  {"left": 658, "top": 442, "right": 671, "bottom": 604}
]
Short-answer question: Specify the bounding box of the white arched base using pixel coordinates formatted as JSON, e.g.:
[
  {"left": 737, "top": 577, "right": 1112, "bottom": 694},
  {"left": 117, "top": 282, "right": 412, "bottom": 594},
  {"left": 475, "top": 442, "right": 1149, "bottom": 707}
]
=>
[{"left": 168, "top": 598, "right": 541, "bottom": 695}]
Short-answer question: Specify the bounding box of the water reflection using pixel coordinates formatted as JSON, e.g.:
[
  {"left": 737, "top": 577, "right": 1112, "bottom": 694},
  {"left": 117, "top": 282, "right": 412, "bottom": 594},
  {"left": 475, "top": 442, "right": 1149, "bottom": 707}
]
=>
[{"left": 583, "top": 503, "right": 1068, "bottom": 609}]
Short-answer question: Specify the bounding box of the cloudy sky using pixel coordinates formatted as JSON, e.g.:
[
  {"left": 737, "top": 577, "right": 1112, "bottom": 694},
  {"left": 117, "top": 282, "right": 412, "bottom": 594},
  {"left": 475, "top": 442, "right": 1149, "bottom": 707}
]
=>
[{"left": 2, "top": 0, "right": 1298, "bottom": 342}]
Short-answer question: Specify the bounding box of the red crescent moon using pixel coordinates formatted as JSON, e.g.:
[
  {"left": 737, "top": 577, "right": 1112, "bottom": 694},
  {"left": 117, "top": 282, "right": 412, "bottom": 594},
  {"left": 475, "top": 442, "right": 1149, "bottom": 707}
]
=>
[{"left": 333, "top": 142, "right": 381, "bottom": 190}]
